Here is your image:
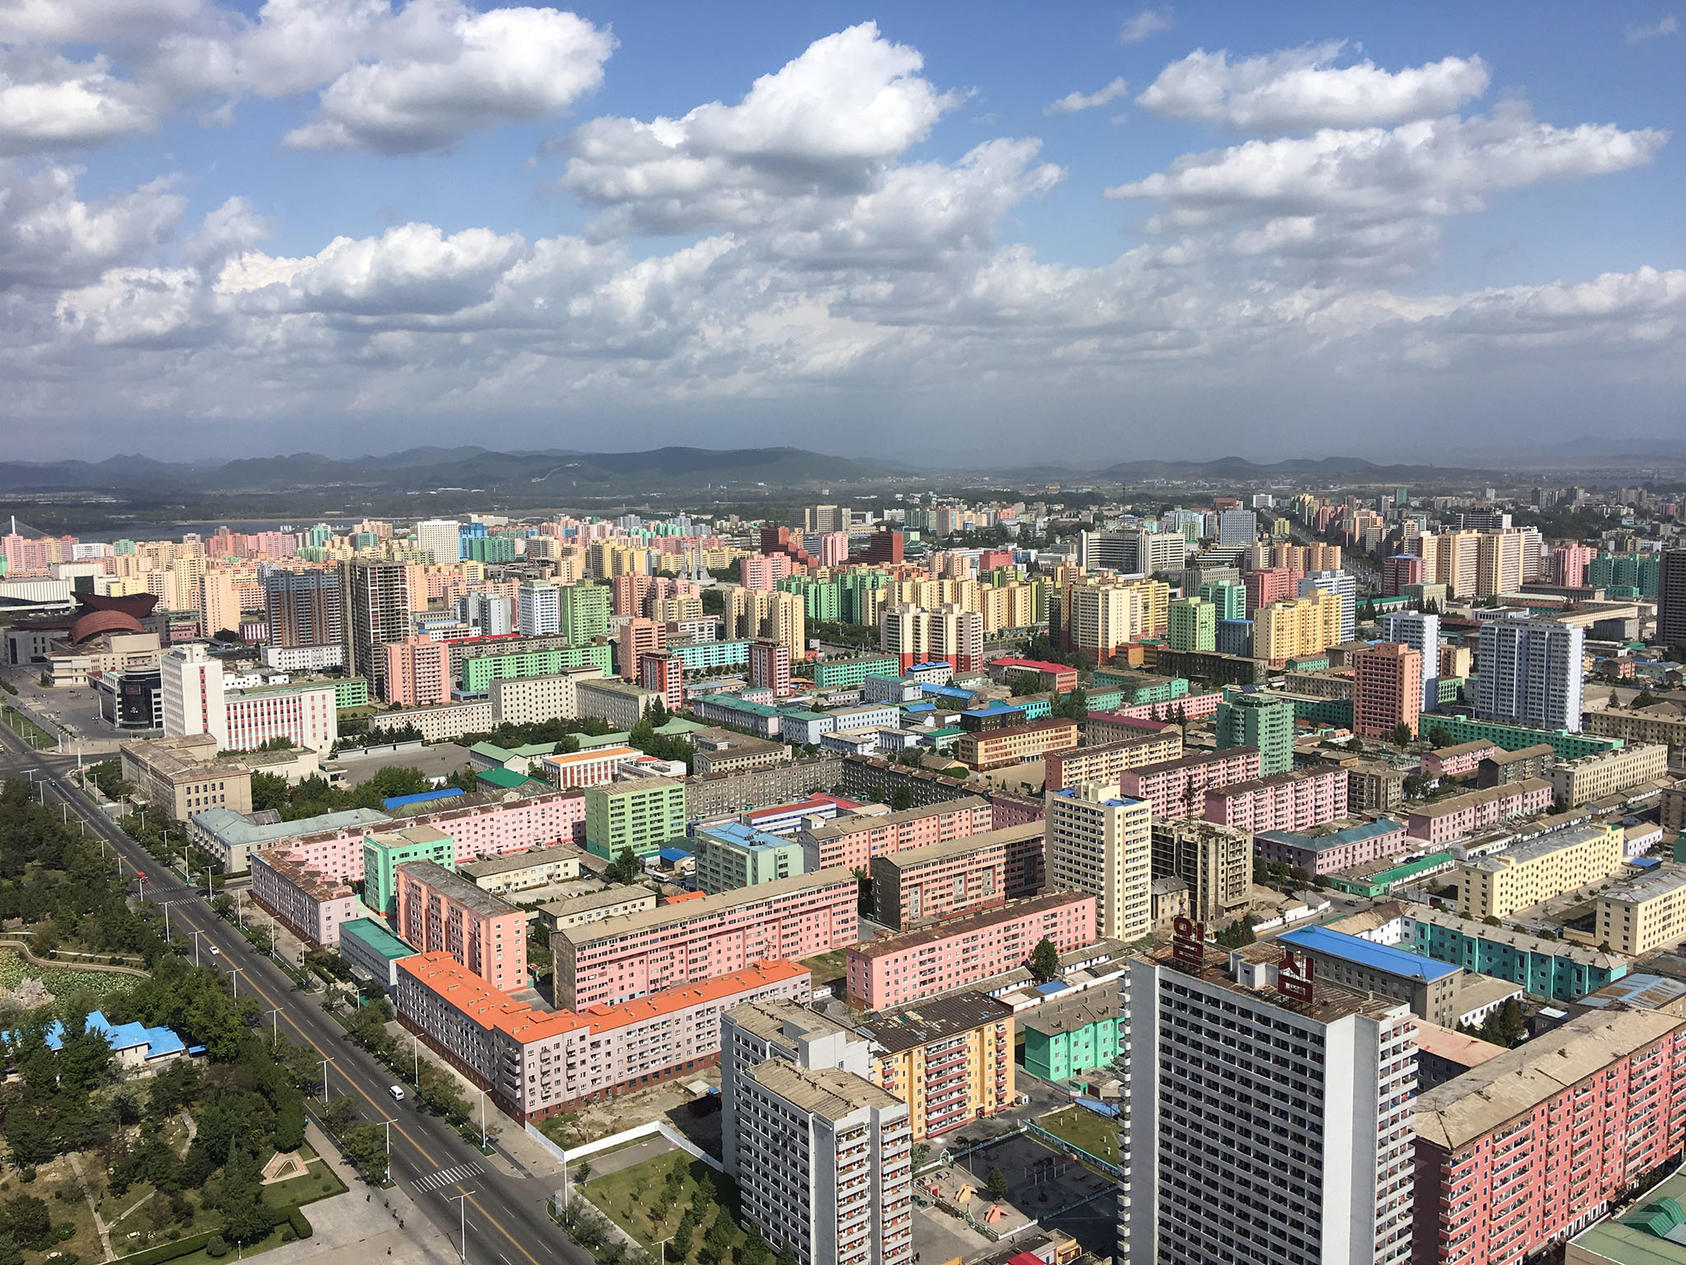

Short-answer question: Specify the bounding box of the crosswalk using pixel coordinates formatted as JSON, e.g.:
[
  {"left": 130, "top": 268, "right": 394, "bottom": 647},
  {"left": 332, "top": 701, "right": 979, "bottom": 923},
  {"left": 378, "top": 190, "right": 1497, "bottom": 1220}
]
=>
[{"left": 413, "top": 1161, "right": 483, "bottom": 1192}]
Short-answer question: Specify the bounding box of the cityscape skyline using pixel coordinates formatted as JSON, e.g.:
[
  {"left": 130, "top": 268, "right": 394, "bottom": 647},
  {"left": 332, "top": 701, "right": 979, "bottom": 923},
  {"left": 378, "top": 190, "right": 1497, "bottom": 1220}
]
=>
[{"left": 3, "top": 2, "right": 1683, "bottom": 461}]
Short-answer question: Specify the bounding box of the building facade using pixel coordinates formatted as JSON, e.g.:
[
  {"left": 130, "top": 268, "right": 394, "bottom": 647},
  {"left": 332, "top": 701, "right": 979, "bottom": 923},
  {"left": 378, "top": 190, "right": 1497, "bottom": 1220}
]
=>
[
  {"left": 393, "top": 859, "right": 528, "bottom": 992},
  {"left": 1045, "top": 785, "right": 1153, "bottom": 942}
]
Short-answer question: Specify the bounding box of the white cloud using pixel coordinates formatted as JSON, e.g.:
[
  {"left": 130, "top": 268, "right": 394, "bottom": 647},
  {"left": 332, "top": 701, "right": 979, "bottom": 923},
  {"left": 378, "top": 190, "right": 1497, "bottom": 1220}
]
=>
[
  {"left": 283, "top": 4, "right": 614, "bottom": 153},
  {"left": 1107, "top": 101, "right": 1668, "bottom": 230},
  {"left": 1045, "top": 77, "right": 1129, "bottom": 116},
  {"left": 0, "top": 164, "right": 184, "bottom": 289},
  {"left": 0, "top": 0, "right": 206, "bottom": 45},
  {"left": 186, "top": 196, "right": 274, "bottom": 265},
  {"left": 1137, "top": 44, "right": 1490, "bottom": 131},
  {"left": 1120, "top": 9, "right": 1172, "bottom": 45},
  {"left": 0, "top": 52, "right": 158, "bottom": 154},
  {"left": 56, "top": 265, "right": 200, "bottom": 344},
  {"left": 561, "top": 22, "right": 962, "bottom": 233},
  {"left": 1625, "top": 15, "right": 1678, "bottom": 43}
]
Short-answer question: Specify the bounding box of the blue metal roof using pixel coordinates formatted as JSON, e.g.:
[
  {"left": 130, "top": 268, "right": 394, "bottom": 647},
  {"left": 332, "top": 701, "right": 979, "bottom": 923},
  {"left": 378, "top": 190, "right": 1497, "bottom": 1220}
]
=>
[
  {"left": 1279, "top": 925, "right": 1458, "bottom": 983},
  {"left": 963, "top": 702, "right": 1023, "bottom": 717},
  {"left": 382, "top": 788, "right": 465, "bottom": 810},
  {"left": 657, "top": 846, "right": 694, "bottom": 861},
  {"left": 22, "top": 1010, "right": 192, "bottom": 1062}
]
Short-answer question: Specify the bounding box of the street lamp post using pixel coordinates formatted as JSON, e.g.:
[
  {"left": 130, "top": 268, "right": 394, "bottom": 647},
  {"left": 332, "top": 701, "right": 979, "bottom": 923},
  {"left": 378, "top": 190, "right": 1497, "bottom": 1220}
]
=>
[
  {"left": 189, "top": 930, "right": 202, "bottom": 967},
  {"left": 320, "top": 1059, "right": 329, "bottom": 1104},
  {"left": 449, "top": 1191, "right": 474, "bottom": 1265},
  {"left": 384, "top": 1119, "right": 391, "bottom": 1187},
  {"left": 479, "top": 1089, "right": 487, "bottom": 1152},
  {"left": 265, "top": 1008, "right": 279, "bottom": 1042}
]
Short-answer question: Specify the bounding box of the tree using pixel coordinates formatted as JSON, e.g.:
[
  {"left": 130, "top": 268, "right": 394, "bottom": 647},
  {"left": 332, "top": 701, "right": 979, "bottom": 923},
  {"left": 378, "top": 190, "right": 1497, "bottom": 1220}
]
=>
[
  {"left": 890, "top": 784, "right": 913, "bottom": 812},
  {"left": 1634, "top": 688, "right": 1657, "bottom": 709},
  {"left": 1008, "top": 672, "right": 1040, "bottom": 697},
  {"left": 0, "top": 1195, "right": 51, "bottom": 1251},
  {"left": 575, "top": 1159, "right": 593, "bottom": 1185},
  {"left": 340, "top": 1123, "right": 388, "bottom": 1182},
  {"left": 1030, "top": 936, "right": 1061, "bottom": 982},
  {"left": 671, "top": 1212, "right": 695, "bottom": 1261},
  {"left": 1427, "top": 724, "right": 1451, "bottom": 749},
  {"left": 1392, "top": 722, "right": 1413, "bottom": 749},
  {"left": 607, "top": 847, "right": 643, "bottom": 886},
  {"left": 213, "top": 1143, "right": 276, "bottom": 1243},
  {"left": 704, "top": 1217, "right": 733, "bottom": 1263},
  {"left": 1214, "top": 918, "right": 1255, "bottom": 949},
  {"left": 986, "top": 1167, "right": 1010, "bottom": 1201},
  {"left": 1478, "top": 999, "right": 1527, "bottom": 1048}
]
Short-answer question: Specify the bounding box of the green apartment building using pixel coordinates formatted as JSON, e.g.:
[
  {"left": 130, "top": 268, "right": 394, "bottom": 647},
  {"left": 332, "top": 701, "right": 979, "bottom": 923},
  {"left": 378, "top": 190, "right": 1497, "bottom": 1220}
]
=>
[
  {"left": 559, "top": 583, "right": 612, "bottom": 645},
  {"left": 461, "top": 643, "right": 613, "bottom": 692},
  {"left": 693, "top": 821, "right": 806, "bottom": 894},
  {"left": 813, "top": 654, "right": 902, "bottom": 690},
  {"left": 1021, "top": 992, "right": 1123, "bottom": 1083},
  {"left": 362, "top": 825, "right": 455, "bottom": 918},
  {"left": 584, "top": 777, "right": 687, "bottom": 860},
  {"left": 1167, "top": 597, "right": 1216, "bottom": 652},
  {"left": 1198, "top": 581, "right": 1246, "bottom": 621},
  {"left": 1415, "top": 713, "right": 1622, "bottom": 762},
  {"left": 331, "top": 678, "right": 371, "bottom": 709},
  {"left": 1215, "top": 688, "right": 1295, "bottom": 775}
]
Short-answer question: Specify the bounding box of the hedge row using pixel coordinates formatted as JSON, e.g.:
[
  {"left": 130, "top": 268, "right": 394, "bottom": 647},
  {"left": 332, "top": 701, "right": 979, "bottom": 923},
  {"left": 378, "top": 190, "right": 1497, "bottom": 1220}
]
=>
[
  {"left": 109, "top": 1230, "right": 222, "bottom": 1265},
  {"left": 287, "top": 1208, "right": 314, "bottom": 1240}
]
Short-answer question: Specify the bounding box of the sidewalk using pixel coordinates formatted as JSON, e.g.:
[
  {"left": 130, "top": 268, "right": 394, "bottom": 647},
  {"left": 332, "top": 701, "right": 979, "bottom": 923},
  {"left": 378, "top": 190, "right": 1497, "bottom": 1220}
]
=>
[{"left": 252, "top": 1122, "right": 463, "bottom": 1265}]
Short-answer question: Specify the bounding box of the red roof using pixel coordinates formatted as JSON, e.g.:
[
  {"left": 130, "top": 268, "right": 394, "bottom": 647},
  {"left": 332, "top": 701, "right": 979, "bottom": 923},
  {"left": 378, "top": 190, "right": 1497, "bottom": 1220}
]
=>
[{"left": 68, "top": 609, "right": 145, "bottom": 643}]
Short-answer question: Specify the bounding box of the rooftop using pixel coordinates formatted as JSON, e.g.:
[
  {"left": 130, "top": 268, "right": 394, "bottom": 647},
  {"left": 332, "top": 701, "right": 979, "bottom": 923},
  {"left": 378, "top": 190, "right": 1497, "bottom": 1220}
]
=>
[
  {"left": 1410, "top": 1020, "right": 1507, "bottom": 1069},
  {"left": 696, "top": 820, "right": 796, "bottom": 852},
  {"left": 1405, "top": 903, "right": 1628, "bottom": 968},
  {"left": 1567, "top": 1165, "right": 1686, "bottom": 1263},
  {"left": 724, "top": 997, "right": 856, "bottom": 1046},
  {"left": 1465, "top": 821, "right": 1617, "bottom": 872},
  {"left": 1018, "top": 989, "right": 1121, "bottom": 1037},
  {"left": 338, "top": 917, "right": 418, "bottom": 962},
  {"left": 1144, "top": 943, "right": 1401, "bottom": 1026},
  {"left": 1598, "top": 865, "right": 1686, "bottom": 907},
  {"left": 545, "top": 745, "right": 641, "bottom": 766},
  {"left": 1127, "top": 745, "right": 1260, "bottom": 776},
  {"left": 800, "top": 795, "right": 989, "bottom": 840},
  {"left": 858, "top": 991, "right": 1015, "bottom": 1053},
  {"left": 1411, "top": 777, "right": 1554, "bottom": 820},
  {"left": 585, "top": 776, "right": 686, "bottom": 799},
  {"left": 1256, "top": 818, "right": 1405, "bottom": 852},
  {"left": 395, "top": 860, "right": 524, "bottom": 919},
  {"left": 191, "top": 804, "right": 389, "bottom": 846},
  {"left": 540, "top": 886, "right": 657, "bottom": 919},
  {"left": 1429, "top": 741, "right": 1495, "bottom": 759},
  {"left": 557, "top": 867, "right": 856, "bottom": 947},
  {"left": 1415, "top": 1009, "right": 1686, "bottom": 1153},
  {"left": 1278, "top": 925, "right": 1460, "bottom": 983},
  {"left": 1480, "top": 743, "right": 1558, "bottom": 765},
  {"left": 746, "top": 1058, "right": 901, "bottom": 1120},
  {"left": 366, "top": 823, "right": 453, "bottom": 849},
  {"left": 457, "top": 843, "right": 585, "bottom": 880}
]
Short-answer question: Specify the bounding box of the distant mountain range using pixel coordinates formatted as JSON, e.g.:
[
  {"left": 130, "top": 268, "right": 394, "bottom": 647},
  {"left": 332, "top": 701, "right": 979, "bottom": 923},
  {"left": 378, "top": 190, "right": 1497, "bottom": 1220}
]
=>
[{"left": 0, "top": 446, "right": 904, "bottom": 495}]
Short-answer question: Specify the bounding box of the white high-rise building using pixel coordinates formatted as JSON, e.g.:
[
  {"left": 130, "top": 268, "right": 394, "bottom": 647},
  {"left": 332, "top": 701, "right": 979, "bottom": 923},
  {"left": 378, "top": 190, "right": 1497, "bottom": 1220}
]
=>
[
  {"left": 516, "top": 581, "right": 560, "bottom": 637},
  {"left": 733, "top": 1059, "right": 912, "bottom": 1265},
  {"left": 721, "top": 1000, "right": 870, "bottom": 1174},
  {"left": 1472, "top": 616, "right": 1585, "bottom": 732},
  {"left": 1379, "top": 610, "right": 1440, "bottom": 699},
  {"left": 1118, "top": 941, "right": 1417, "bottom": 1265},
  {"left": 1217, "top": 510, "right": 1258, "bottom": 546},
  {"left": 160, "top": 644, "right": 227, "bottom": 747},
  {"left": 414, "top": 519, "right": 461, "bottom": 566},
  {"left": 1045, "top": 784, "right": 1153, "bottom": 942},
  {"left": 1298, "top": 569, "right": 1357, "bottom": 642},
  {"left": 458, "top": 591, "right": 512, "bottom": 636}
]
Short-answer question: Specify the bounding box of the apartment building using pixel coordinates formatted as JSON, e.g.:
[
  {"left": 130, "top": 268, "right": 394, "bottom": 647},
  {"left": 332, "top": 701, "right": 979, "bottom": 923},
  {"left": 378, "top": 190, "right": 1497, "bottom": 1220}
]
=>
[
  {"left": 1456, "top": 822, "right": 1624, "bottom": 919},
  {"left": 1595, "top": 867, "right": 1686, "bottom": 955},
  {"left": 1404, "top": 778, "right": 1555, "bottom": 845},
  {"left": 1253, "top": 818, "right": 1409, "bottom": 877},
  {"left": 1353, "top": 642, "right": 1423, "bottom": 739},
  {"left": 1547, "top": 743, "right": 1670, "bottom": 808},
  {"left": 1421, "top": 741, "right": 1497, "bottom": 778},
  {"left": 1045, "top": 785, "right": 1153, "bottom": 942},
  {"left": 1148, "top": 818, "right": 1252, "bottom": 923},
  {"left": 249, "top": 847, "right": 364, "bottom": 947},
  {"left": 861, "top": 995, "right": 1016, "bottom": 1141},
  {"left": 1472, "top": 617, "right": 1585, "bottom": 733},
  {"left": 394, "top": 953, "right": 810, "bottom": 1123},
  {"left": 1118, "top": 945, "right": 1416, "bottom": 1265},
  {"left": 554, "top": 868, "right": 859, "bottom": 1009},
  {"left": 1043, "top": 728, "right": 1184, "bottom": 792},
  {"left": 584, "top": 777, "right": 686, "bottom": 860},
  {"left": 1583, "top": 703, "right": 1686, "bottom": 758},
  {"left": 955, "top": 718, "right": 1079, "bottom": 771},
  {"left": 1475, "top": 744, "right": 1557, "bottom": 787},
  {"left": 1253, "top": 590, "right": 1345, "bottom": 664},
  {"left": 1413, "top": 1009, "right": 1686, "bottom": 1265},
  {"left": 394, "top": 860, "right": 528, "bottom": 992},
  {"left": 1201, "top": 764, "right": 1351, "bottom": 833},
  {"left": 1214, "top": 689, "right": 1295, "bottom": 775},
  {"left": 1390, "top": 904, "right": 1628, "bottom": 1001},
  {"left": 692, "top": 728, "right": 793, "bottom": 776},
  {"left": 540, "top": 745, "right": 642, "bottom": 790},
  {"left": 1269, "top": 926, "right": 1463, "bottom": 1027},
  {"left": 733, "top": 1060, "right": 912, "bottom": 1265},
  {"left": 694, "top": 821, "right": 806, "bottom": 894},
  {"left": 456, "top": 843, "right": 584, "bottom": 895},
  {"left": 686, "top": 754, "right": 844, "bottom": 820},
  {"left": 537, "top": 887, "right": 658, "bottom": 932},
  {"left": 798, "top": 797, "right": 994, "bottom": 872},
  {"left": 868, "top": 827, "right": 1031, "bottom": 929},
  {"left": 1118, "top": 747, "right": 1262, "bottom": 821},
  {"left": 384, "top": 637, "right": 452, "bottom": 708},
  {"left": 844, "top": 891, "right": 1097, "bottom": 1010}
]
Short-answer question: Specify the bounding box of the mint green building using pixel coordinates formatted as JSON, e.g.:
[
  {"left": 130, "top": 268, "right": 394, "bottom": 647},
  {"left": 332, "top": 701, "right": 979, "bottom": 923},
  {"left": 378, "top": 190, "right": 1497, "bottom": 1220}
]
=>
[
  {"left": 693, "top": 821, "right": 805, "bottom": 894},
  {"left": 1167, "top": 597, "right": 1216, "bottom": 652},
  {"left": 667, "top": 639, "right": 750, "bottom": 673},
  {"left": 331, "top": 678, "right": 370, "bottom": 710},
  {"left": 1021, "top": 993, "right": 1123, "bottom": 1084},
  {"left": 812, "top": 654, "right": 901, "bottom": 689},
  {"left": 1406, "top": 905, "right": 1627, "bottom": 1001},
  {"left": 1415, "top": 712, "right": 1621, "bottom": 761},
  {"left": 778, "top": 575, "right": 843, "bottom": 622},
  {"left": 559, "top": 582, "right": 612, "bottom": 645},
  {"left": 1215, "top": 688, "right": 1295, "bottom": 775},
  {"left": 362, "top": 825, "right": 455, "bottom": 918},
  {"left": 584, "top": 777, "right": 687, "bottom": 860},
  {"left": 1199, "top": 581, "right": 1246, "bottom": 622},
  {"left": 461, "top": 643, "right": 612, "bottom": 692}
]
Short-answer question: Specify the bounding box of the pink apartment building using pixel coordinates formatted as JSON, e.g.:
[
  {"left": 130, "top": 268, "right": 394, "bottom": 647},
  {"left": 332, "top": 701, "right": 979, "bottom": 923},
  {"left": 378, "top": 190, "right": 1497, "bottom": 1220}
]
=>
[
  {"left": 1353, "top": 642, "right": 1422, "bottom": 739},
  {"left": 553, "top": 868, "right": 858, "bottom": 1010},
  {"left": 384, "top": 636, "right": 451, "bottom": 707},
  {"left": 250, "top": 848, "right": 363, "bottom": 947},
  {"left": 867, "top": 824, "right": 1046, "bottom": 929},
  {"left": 251, "top": 788, "right": 588, "bottom": 882},
  {"left": 394, "top": 860, "right": 529, "bottom": 992},
  {"left": 1111, "top": 691, "right": 1221, "bottom": 722},
  {"left": 1243, "top": 567, "right": 1301, "bottom": 617},
  {"left": 844, "top": 891, "right": 1097, "bottom": 1010},
  {"left": 1413, "top": 1008, "right": 1686, "bottom": 1265},
  {"left": 1201, "top": 765, "right": 1350, "bottom": 833},
  {"left": 1118, "top": 747, "right": 1263, "bottom": 820},
  {"left": 738, "top": 553, "right": 793, "bottom": 591},
  {"left": 395, "top": 953, "right": 811, "bottom": 1122},
  {"left": 1252, "top": 818, "right": 1409, "bottom": 876},
  {"left": 1405, "top": 778, "right": 1555, "bottom": 845},
  {"left": 1421, "top": 741, "right": 1497, "bottom": 778},
  {"left": 797, "top": 796, "right": 995, "bottom": 872}
]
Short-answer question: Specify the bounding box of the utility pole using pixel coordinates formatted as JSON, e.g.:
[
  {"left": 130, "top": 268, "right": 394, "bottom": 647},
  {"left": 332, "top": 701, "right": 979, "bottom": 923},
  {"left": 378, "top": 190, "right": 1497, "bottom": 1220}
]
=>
[
  {"left": 190, "top": 929, "right": 202, "bottom": 966},
  {"left": 320, "top": 1059, "right": 329, "bottom": 1104},
  {"left": 384, "top": 1119, "right": 392, "bottom": 1187},
  {"left": 450, "top": 1191, "right": 475, "bottom": 1265}
]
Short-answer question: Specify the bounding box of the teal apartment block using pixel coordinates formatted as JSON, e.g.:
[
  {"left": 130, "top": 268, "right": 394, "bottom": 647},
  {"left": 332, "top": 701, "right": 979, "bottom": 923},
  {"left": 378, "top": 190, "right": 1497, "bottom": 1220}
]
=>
[
  {"left": 1021, "top": 993, "right": 1123, "bottom": 1083},
  {"left": 1407, "top": 908, "right": 1627, "bottom": 1002},
  {"left": 362, "top": 825, "right": 455, "bottom": 919},
  {"left": 1415, "top": 713, "right": 1622, "bottom": 762},
  {"left": 460, "top": 643, "right": 613, "bottom": 692},
  {"left": 1216, "top": 688, "right": 1295, "bottom": 775},
  {"left": 812, "top": 654, "right": 901, "bottom": 689},
  {"left": 667, "top": 638, "right": 751, "bottom": 674}
]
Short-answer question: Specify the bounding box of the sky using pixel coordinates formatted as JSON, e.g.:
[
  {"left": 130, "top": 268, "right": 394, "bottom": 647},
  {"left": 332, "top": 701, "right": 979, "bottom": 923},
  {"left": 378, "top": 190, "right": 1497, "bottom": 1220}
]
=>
[{"left": 2, "top": 0, "right": 1683, "bottom": 465}]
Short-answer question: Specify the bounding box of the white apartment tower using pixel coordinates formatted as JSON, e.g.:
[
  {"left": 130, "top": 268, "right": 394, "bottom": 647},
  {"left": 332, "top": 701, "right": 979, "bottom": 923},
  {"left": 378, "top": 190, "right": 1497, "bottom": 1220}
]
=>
[
  {"left": 1045, "top": 784, "right": 1154, "bottom": 942},
  {"left": 1379, "top": 611, "right": 1440, "bottom": 699},
  {"left": 414, "top": 519, "right": 461, "bottom": 566},
  {"left": 1118, "top": 941, "right": 1417, "bottom": 1265},
  {"left": 516, "top": 581, "right": 561, "bottom": 637},
  {"left": 160, "top": 643, "right": 228, "bottom": 746},
  {"left": 1472, "top": 616, "right": 1585, "bottom": 733},
  {"left": 459, "top": 591, "right": 513, "bottom": 636},
  {"left": 1298, "top": 570, "right": 1357, "bottom": 642},
  {"left": 733, "top": 1060, "right": 913, "bottom": 1265}
]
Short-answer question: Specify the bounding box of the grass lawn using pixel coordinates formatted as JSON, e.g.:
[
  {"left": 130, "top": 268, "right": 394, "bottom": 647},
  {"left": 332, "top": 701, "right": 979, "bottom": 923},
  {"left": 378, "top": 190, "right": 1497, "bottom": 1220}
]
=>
[
  {"left": 264, "top": 1143, "right": 347, "bottom": 1209},
  {"left": 583, "top": 1152, "right": 748, "bottom": 1261},
  {"left": 799, "top": 949, "right": 847, "bottom": 986},
  {"left": 1034, "top": 1105, "right": 1119, "bottom": 1165}
]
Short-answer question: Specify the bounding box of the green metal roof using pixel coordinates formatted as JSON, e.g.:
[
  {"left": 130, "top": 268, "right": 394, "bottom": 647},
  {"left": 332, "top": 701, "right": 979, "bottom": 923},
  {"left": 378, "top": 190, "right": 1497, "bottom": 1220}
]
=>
[
  {"left": 477, "top": 767, "right": 538, "bottom": 789},
  {"left": 339, "top": 918, "right": 418, "bottom": 962}
]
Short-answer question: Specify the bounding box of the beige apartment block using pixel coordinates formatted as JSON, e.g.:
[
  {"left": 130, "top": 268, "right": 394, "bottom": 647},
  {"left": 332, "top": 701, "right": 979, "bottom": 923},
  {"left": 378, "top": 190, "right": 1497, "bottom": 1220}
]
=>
[
  {"left": 1457, "top": 823, "right": 1624, "bottom": 920},
  {"left": 1595, "top": 867, "right": 1686, "bottom": 955},
  {"left": 1547, "top": 743, "right": 1669, "bottom": 808}
]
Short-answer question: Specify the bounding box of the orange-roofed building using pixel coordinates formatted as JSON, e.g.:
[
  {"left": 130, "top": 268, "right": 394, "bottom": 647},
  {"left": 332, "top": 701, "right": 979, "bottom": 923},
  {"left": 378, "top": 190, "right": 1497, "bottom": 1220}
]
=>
[{"left": 394, "top": 952, "right": 811, "bottom": 1122}]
